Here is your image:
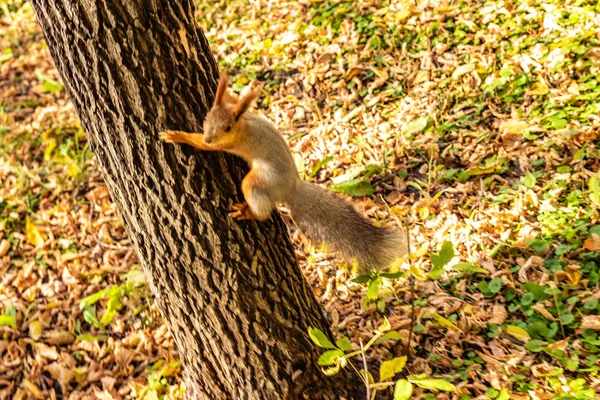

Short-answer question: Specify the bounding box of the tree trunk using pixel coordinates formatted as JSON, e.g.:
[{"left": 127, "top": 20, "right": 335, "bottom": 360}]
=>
[{"left": 30, "top": 1, "right": 361, "bottom": 398}]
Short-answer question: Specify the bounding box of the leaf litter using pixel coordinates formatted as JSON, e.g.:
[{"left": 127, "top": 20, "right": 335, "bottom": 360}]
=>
[{"left": 1, "top": 0, "right": 600, "bottom": 398}]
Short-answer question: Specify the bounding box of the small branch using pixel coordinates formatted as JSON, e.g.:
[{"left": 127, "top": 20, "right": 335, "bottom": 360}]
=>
[
  {"left": 347, "top": 359, "right": 365, "bottom": 381},
  {"left": 551, "top": 284, "right": 566, "bottom": 338},
  {"left": 360, "top": 339, "right": 370, "bottom": 400},
  {"left": 345, "top": 331, "right": 382, "bottom": 359},
  {"left": 404, "top": 229, "right": 416, "bottom": 360},
  {"left": 369, "top": 381, "right": 396, "bottom": 389}
]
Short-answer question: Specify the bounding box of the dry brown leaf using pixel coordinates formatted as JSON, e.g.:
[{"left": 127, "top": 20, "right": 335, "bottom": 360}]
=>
[
  {"left": 580, "top": 315, "right": 600, "bottom": 331},
  {"left": 554, "top": 265, "right": 581, "bottom": 286},
  {"left": 531, "top": 303, "right": 556, "bottom": 321},
  {"left": 47, "top": 362, "right": 74, "bottom": 390},
  {"left": 488, "top": 304, "right": 508, "bottom": 325},
  {"left": 583, "top": 234, "right": 600, "bottom": 252},
  {"left": 0, "top": 240, "right": 9, "bottom": 257},
  {"left": 518, "top": 256, "right": 544, "bottom": 283},
  {"left": 22, "top": 379, "right": 44, "bottom": 400},
  {"left": 35, "top": 342, "right": 59, "bottom": 360},
  {"left": 45, "top": 330, "right": 76, "bottom": 346}
]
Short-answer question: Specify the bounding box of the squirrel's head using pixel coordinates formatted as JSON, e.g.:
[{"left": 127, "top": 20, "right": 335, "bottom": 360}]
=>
[{"left": 203, "top": 73, "right": 259, "bottom": 144}]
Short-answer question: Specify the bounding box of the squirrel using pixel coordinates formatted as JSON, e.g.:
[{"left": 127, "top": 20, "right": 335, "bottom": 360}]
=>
[{"left": 160, "top": 73, "right": 408, "bottom": 272}]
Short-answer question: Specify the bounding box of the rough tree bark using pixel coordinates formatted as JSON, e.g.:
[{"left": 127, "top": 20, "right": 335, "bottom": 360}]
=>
[{"left": 30, "top": 1, "right": 361, "bottom": 399}]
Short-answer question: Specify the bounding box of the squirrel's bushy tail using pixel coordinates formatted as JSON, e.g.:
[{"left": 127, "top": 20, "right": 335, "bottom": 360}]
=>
[{"left": 289, "top": 181, "right": 408, "bottom": 272}]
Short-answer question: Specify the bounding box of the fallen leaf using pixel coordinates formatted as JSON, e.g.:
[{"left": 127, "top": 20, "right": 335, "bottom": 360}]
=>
[
  {"left": 35, "top": 342, "right": 59, "bottom": 360},
  {"left": 532, "top": 304, "right": 556, "bottom": 321},
  {"left": 413, "top": 70, "right": 430, "bottom": 84},
  {"left": 0, "top": 239, "right": 9, "bottom": 256},
  {"left": 488, "top": 304, "right": 508, "bottom": 325},
  {"left": 528, "top": 82, "right": 549, "bottom": 96},
  {"left": 518, "top": 256, "right": 544, "bottom": 283},
  {"left": 500, "top": 120, "right": 530, "bottom": 135},
  {"left": 506, "top": 325, "right": 531, "bottom": 343},
  {"left": 580, "top": 316, "right": 600, "bottom": 331},
  {"left": 29, "top": 321, "right": 43, "bottom": 340},
  {"left": 433, "top": 313, "right": 462, "bottom": 332},
  {"left": 47, "top": 362, "right": 74, "bottom": 391},
  {"left": 554, "top": 265, "right": 581, "bottom": 286},
  {"left": 379, "top": 356, "right": 407, "bottom": 381},
  {"left": 395, "top": 9, "right": 411, "bottom": 22},
  {"left": 45, "top": 330, "right": 76, "bottom": 345},
  {"left": 583, "top": 234, "right": 600, "bottom": 252},
  {"left": 22, "top": 379, "right": 44, "bottom": 400},
  {"left": 26, "top": 217, "right": 45, "bottom": 248},
  {"left": 452, "top": 64, "right": 475, "bottom": 79}
]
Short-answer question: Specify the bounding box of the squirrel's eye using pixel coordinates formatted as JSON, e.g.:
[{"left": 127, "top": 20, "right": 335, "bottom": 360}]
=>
[{"left": 225, "top": 125, "right": 231, "bottom": 132}]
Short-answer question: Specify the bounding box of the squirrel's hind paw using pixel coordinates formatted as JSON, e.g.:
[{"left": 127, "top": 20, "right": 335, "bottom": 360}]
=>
[{"left": 229, "top": 203, "right": 257, "bottom": 221}]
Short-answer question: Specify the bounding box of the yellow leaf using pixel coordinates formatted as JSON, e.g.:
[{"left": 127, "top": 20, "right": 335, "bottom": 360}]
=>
[
  {"left": 387, "top": 258, "right": 404, "bottom": 273},
  {"left": 22, "top": 379, "right": 44, "bottom": 400},
  {"left": 464, "top": 165, "right": 500, "bottom": 176},
  {"left": 506, "top": 325, "right": 530, "bottom": 343},
  {"left": 413, "top": 70, "right": 430, "bottom": 84},
  {"left": 528, "top": 82, "right": 549, "bottom": 96},
  {"left": 359, "top": 370, "right": 375, "bottom": 385},
  {"left": 463, "top": 304, "right": 473, "bottom": 315},
  {"left": 378, "top": 316, "right": 391, "bottom": 333},
  {"left": 26, "top": 217, "right": 45, "bottom": 248},
  {"left": 452, "top": 64, "right": 475, "bottom": 79},
  {"left": 43, "top": 138, "right": 57, "bottom": 161},
  {"left": 433, "top": 313, "right": 462, "bottom": 332},
  {"left": 555, "top": 265, "right": 582, "bottom": 286},
  {"left": 565, "top": 265, "right": 581, "bottom": 286},
  {"left": 409, "top": 264, "right": 427, "bottom": 281},
  {"left": 160, "top": 361, "right": 183, "bottom": 377},
  {"left": 345, "top": 67, "right": 361, "bottom": 82},
  {"left": 73, "top": 367, "right": 88, "bottom": 384},
  {"left": 67, "top": 162, "right": 82, "bottom": 177},
  {"left": 379, "top": 356, "right": 407, "bottom": 381},
  {"left": 395, "top": 9, "right": 411, "bottom": 22},
  {"left": 499, "top": 120, "right": 530, "bottom": 135},
  {"left": 41, "top": 128, "right": 55, "bottom": 140},
  {"left": 29, "top": 321, "right": 43, "bottom": 340},
  {"left": 76, "top": 129, "right": 86, "bottom": 141}
]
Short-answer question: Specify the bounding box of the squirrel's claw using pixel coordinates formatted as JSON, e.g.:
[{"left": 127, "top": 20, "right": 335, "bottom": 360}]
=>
[
  {"left": 159, "top": 131, "right": 178, "bottom": 143},
  {"left": 229, "top": 203, "right": 256, "bottom": 221}
]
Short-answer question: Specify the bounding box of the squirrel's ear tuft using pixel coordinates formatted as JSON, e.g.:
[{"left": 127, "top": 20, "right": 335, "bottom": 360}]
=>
[
  {"left": 232, "top": 91, "right": 259, "bottom": 121},
  {"left": 214, "top": 72, "right": 229, "bottom": 106}
]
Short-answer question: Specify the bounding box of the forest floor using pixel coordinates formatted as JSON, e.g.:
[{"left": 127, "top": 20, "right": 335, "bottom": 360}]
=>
[{"left": 1, "top": 0, "right": 600, "bottom": 399}]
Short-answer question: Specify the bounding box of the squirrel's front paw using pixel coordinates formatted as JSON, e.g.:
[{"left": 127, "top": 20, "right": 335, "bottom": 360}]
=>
[
  {"left": 159, "top": 131, "right": 179, "bottom": 143},
  {"left": 229, "top": 203, "right": 256, "bottom": 221}
]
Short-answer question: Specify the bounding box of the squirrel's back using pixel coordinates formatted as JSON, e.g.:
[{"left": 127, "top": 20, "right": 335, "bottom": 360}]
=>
[{"left": 240, "top": 114, "right": 297, "bottom": 174}]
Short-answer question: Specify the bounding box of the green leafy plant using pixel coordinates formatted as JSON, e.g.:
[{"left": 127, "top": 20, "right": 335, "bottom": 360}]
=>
[
  {"left": 79, "top": 268, "right": 146, "bottom": 328},
  {"left": 0, "top": 305, "right": 17, "bottom": 329},
  {"left": 308, "top": 318, "right": 455, "bottom": 399},
  {"left": 429, "top": 241, "right": 454, "bottom": 279}
]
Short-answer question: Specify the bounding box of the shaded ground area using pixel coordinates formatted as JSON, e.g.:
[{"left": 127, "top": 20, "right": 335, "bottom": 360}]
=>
[{"left": 1, "top": 0, "right": 599, "bottom": 398}]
